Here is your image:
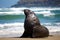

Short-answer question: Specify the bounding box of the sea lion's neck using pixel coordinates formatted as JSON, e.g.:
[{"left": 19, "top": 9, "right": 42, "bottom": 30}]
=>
[{"left": 25, "top": 14, "right": 42, "bottom": 26}]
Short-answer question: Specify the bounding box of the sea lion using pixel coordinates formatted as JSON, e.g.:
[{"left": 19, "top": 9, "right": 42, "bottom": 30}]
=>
[{"left": 20, "top": 9, "right": 49, "bottom": 38}]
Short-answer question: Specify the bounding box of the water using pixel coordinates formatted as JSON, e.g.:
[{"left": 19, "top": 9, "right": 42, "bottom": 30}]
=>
[{"left": 0, "top": 7, "right": 60, "bottom": 37}]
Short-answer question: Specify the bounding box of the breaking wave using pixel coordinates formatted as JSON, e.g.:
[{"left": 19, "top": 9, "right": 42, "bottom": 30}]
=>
[{"left": 0, "top": 7, "right": 60, "bottom": 37}]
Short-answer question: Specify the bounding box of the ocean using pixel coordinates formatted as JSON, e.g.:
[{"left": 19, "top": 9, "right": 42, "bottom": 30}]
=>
[{"left": 0, "top": 7, "right": 60, "bottom": 37}]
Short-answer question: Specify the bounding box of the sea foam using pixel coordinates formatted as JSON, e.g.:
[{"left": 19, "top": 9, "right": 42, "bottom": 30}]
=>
[
  {"left": 0, "top": 8, "right": 56, "bottom": 17},
  {"left": 0, "top": 22, "right": 60, "bottom": 37}
]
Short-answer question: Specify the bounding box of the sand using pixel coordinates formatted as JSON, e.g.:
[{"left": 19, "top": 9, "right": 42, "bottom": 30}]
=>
[{"left": 0, "top": 35, "right": 60, "bottom": 40}]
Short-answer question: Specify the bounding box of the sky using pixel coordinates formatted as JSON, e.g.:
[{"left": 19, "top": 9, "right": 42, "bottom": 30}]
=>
[{"left": 0, "top": 0, "right": 18, "bottom": 8}]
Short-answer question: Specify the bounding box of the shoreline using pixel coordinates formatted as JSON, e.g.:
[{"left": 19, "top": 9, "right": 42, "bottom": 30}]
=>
[{"left": 0, "top": 35, "right": 60, "bottom": 40}]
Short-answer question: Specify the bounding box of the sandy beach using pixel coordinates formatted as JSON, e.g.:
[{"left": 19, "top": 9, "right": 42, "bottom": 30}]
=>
[{"left": 0, "top": 35, "right": 60, "bottom": 40}]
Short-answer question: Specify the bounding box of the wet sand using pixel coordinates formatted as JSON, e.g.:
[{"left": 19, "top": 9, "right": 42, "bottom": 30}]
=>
[{"left": 0, "top": 35, "right": 60, "bottom": 40}]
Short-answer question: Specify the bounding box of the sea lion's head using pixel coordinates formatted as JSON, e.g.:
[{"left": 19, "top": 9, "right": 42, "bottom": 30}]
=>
[{"left": 23, "top": 9, "right": 32, "bottom": 16}]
